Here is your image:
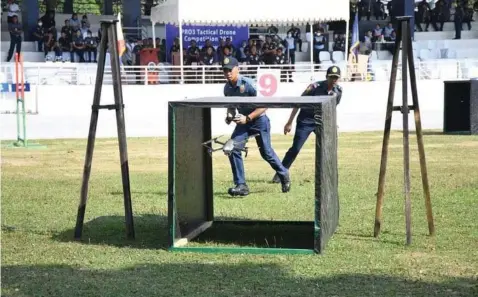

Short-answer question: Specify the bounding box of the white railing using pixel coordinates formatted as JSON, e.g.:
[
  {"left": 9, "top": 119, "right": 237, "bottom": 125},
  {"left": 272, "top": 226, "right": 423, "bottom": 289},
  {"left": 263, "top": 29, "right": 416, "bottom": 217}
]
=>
[{"left": 1, "top": 59, "right": 478, "bottom": 86}]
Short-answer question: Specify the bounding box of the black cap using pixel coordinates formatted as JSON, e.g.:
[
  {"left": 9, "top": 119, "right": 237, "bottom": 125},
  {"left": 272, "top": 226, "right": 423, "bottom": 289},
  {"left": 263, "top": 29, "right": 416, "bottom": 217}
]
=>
[
  {"left": 222, "top": 56, "right": 239, "bottom": 70},
  {"left": 326, "top": 66, "right": 341, "bottom": 78}
]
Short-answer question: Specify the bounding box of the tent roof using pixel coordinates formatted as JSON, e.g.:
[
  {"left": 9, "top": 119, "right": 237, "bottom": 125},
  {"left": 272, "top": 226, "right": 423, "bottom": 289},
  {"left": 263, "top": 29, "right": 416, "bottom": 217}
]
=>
[{"left": 150, "top": 0, "right": 350, "bottom": 26}]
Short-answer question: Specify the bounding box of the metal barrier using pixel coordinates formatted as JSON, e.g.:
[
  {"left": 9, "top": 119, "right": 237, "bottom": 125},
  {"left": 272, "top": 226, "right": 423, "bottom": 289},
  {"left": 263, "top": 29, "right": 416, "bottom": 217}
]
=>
[{"left": 1, "top": 60, "right": 477, "bottom": 86}]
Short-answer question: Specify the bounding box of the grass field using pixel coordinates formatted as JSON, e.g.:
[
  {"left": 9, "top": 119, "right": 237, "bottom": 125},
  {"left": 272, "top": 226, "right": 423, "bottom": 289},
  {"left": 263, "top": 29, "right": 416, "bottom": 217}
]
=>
[{"left": 1, "top": 131, "right": 478, "bottom": 297}]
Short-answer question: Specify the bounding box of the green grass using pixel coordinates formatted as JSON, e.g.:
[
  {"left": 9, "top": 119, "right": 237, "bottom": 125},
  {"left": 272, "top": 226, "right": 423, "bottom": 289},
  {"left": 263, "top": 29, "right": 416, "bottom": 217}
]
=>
[{"left": 1, "top": 131, "right": 478, "bottom": 297}]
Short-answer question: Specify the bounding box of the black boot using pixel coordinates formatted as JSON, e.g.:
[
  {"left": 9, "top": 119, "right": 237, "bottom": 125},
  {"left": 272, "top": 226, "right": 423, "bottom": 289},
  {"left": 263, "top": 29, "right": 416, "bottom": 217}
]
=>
[
  {"left": 228, "top": 183, "right": 249, "bottom": 197},
  {"left": 271, "top": 173, "right": 281, "bottom": 183},
  {"left": 280, "top": 172, "right": 291, "bottom": 193}
]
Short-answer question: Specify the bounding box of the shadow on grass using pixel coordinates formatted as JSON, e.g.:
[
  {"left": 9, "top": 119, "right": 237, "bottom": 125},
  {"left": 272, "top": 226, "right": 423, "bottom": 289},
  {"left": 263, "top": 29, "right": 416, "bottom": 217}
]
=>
[
  {"left": 2, "top": 263, "right": 477, "bottom": 297},
  {"left": 51, "top": 214, "right": 168, "bottom": 250},
  {"left": 51, "top": 215, "right": 317, "bottom": 251},
  {"left": 422, "top": 131, "right": 472, "bottom": 136},
  {"left": 109, "top": 191, "right": 168, "bottom": 196},
  {"left": 338, "top": 232, "right": 404, "bottom": 247}
]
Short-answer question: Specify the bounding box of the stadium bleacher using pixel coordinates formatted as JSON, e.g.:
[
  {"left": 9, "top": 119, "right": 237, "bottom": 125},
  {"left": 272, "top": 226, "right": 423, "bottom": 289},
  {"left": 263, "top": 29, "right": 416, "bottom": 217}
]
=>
[
  {"left": 1, "top": 2, "right": 478, "bottom": 84},
  {"left": 0, "top": 13, "right": 105, "bottom": 62}
]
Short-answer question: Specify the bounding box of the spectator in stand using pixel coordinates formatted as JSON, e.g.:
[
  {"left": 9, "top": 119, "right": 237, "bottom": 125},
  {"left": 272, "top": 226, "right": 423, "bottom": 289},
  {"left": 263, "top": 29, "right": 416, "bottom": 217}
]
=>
[
  {"left": 200, "top": 45, "right": 218, "bottom": 83},
  {"left": 185, "top": 39, "right": 200, "bottom": 65},
  {"left": 385, "top": 31, "right": 396, "bottom": 54},
  {"left": 81, "top": 15, "right": 90, "bottom": 29},
  {"left": 382, "top": 23, "right": 394, "bottom": 40},
  {"left": 32, "top": 18, "right": 45, "bottom": 52},
  {"left": 245, "top": 45, "right": 261, "bottom": 78},
  {"left": 58, "top": 31, "right": 72, "bottom": 61},
  {"left": 201, "top": 46, "right": 217, "bottom": 65},
  {"left": 132, "top": 39, "right": 143, "bottom": 83},
  {"left": 284, "top": 32, "right": 295, "bottom": 64},
  {"left": 243, "top": 38, "right": 253, "bottom": 55},
  {"left": 255, "top": 39, "right": 264, "bottom": 56},
  {"left": 6, "top": 0, "right": 20, "bottom": 24},
  {"left": 225, "top": 38, "right": 236, "bottom": 56},
  {"left": 72, "top": 30, "right": 86, "bottom": 62},
  {"left": 43, "top": 28, "right": 61, "bottom": 61},
  {"left": 373, "top": 0, "right": 385, "bottom": 20},
  {"left": 432, "top": 0, "right": 447, "bottom": 31},
  {"left": 201, "top": 39, "right": 215, "bottom": 54},
  {"left": 359, "top": 0, "right": 371, "bottom": 20},
  {"left": 146, "top": 38, "right": 154, "bottom": 48},
  {"left": 333, "top": 34, "right": 346, "bottom": 52},
  {"left": 261, "top": 35, "right": 277, "bottom": 65},
  {"left": 217, "top": 38, "right": 226, "bottom": 61},
  {"left": 416, "top": 0, "right": 432, "bottom": 32},
  {"left": 159, "top": 39, "right": 166, "bottom": 62},
  {"left": 6, "top": 15, "right": 22, "bottom": 62},
  {"left": 275, "top": 47, "right": 291, "bottom": 82},
  {"left": 40, "top": 10, "right": 56, "bottom": 39},
  {"left": 169, "top": 38, "right": 180, "bottom": 63},
  {"left": 85, "top": 30, "right": 97, "bottom": 62},
  {"left": 372, "top": 24, "right": 382, "bottom": 42},
  {"left": 69, "top": 13, "right": 81, "bottom": 32},
  {"left": 237, "top": 40, "right": 247, "bottom": 62},
  {"left": 123, "top": 38, "right": 134, "bottom": 65},
  {"left": 61, "top": 20, "right": 73, "bottom": 42},
  {"left": 222, "top": 45, "right": 233, "bottom": 58},
  {"left": 463, "top": 0, "right": 473, "bottom": 31},
  {"left": 287, "top": 24, "right": 302, "bottom": 52},
  {"left": 80, "top": 21, "right": 89, "bottom": 38},
  {"left": 454, "top": 1, "right": 464, "bottom": 39},
  {"left": 312, "top": 28, "right": 326, "bottom": 64}
]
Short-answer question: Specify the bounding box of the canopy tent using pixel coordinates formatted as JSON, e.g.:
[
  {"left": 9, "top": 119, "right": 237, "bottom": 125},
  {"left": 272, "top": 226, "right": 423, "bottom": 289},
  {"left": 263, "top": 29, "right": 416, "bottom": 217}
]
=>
[{"left": 150, "top": 0, "right": 350, "bottom": 82}]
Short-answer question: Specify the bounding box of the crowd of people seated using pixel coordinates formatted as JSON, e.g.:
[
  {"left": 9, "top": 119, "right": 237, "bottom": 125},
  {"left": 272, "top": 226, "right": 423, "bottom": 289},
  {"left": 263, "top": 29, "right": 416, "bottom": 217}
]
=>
[
  {"left": 30, "top": 11, "right": 99, "bottom": 62},
  {"left": 3, "top": 3, "right": 100, "bottom": 63}
]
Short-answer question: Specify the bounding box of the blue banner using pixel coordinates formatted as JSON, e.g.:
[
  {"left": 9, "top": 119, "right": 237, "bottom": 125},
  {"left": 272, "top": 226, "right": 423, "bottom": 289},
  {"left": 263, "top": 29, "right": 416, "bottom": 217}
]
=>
[
  {"left": 0, "top": 83, "right": 9, "bottom": 92},
  {"left": 165, "top": 24, "right": 249, "bottom": 61},
  {"left": 0, "top": 83, "right": 31, "bottom": 92},
  {"left": 11, "top": 83, "right": 30, "bottom": 92}
]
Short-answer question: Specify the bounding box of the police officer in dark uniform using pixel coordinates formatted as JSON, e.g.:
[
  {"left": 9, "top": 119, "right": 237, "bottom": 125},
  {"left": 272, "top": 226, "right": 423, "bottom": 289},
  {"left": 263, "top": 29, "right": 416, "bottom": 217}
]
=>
[
  {"left": 261, "top": 36, "right": 277, "bottom": 65},
  {"left": 275, "top": 47, "right": 290, "bottom": 82},
  {"left": 245, "top": 45, "right": 262, "bottom": 78},
  {"left": 454, "top": 1, "right": 464, "bottom": 39},
  {"left": 272, "top": 66, "right": 343, "bottom": 183},
  {"left": 222, "top": 56, "right": 291, "bottom": 196}
]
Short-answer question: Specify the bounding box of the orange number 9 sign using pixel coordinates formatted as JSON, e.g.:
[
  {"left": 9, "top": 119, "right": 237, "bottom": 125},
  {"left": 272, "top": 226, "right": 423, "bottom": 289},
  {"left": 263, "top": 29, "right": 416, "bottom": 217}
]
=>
[{"left": 256, "top": 69, "right": 281, "bottom": 97}]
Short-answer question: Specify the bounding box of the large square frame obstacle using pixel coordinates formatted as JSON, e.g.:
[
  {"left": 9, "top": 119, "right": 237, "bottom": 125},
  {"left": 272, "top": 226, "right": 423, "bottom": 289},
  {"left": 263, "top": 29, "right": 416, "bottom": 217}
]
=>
[{"left": 168, "top": 96, "right": 339, "bottom": 255}]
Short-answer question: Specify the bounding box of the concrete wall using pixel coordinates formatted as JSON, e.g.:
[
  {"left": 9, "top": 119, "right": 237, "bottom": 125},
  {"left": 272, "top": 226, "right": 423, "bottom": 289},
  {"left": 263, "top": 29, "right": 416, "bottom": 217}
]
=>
[{"left": 0, "top": 80, "right": 446, "bottom": 140}]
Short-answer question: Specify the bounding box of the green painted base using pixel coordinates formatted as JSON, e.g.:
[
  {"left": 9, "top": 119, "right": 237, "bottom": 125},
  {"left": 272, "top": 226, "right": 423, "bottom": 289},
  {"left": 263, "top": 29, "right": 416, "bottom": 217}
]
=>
[
  {"left": 3, "top": 141, "right": 47, "bottom": 149},
  {"left": 169, "top": 246, "right": 315, "bottom": 255}
]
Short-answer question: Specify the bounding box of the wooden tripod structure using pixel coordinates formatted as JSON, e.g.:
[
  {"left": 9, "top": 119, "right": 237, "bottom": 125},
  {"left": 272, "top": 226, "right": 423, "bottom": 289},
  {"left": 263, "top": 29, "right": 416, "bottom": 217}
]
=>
[
  {"left": 74, "top": 20, "right": 135, "bottom": 240},
  {"left": 373, "top": 16, "right": 435, "bottom": 245}
]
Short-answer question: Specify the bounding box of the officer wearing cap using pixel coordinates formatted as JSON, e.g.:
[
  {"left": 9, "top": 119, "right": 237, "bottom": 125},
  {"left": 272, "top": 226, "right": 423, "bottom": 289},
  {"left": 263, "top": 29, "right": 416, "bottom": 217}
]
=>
[
  {"left": 222, "top": 56, "right": 291, "bottom": 196},
  {"left": 272, "top": 65, "right": 343, "bottom": 183}
]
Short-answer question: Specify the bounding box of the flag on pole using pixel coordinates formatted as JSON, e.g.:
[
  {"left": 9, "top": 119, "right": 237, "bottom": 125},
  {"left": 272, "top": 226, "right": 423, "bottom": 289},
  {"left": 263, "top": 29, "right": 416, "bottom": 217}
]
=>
[
  {"left": 351, "top": 11, "right": 360, "bottom": 58},
  {"left": 117, "top": 13, "right": 126, "bottom": 57}
]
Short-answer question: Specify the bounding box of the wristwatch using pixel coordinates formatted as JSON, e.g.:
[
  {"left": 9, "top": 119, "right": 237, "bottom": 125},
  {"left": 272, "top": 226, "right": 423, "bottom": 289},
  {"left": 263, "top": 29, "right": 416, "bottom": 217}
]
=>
[{"left": 246, "top": 115, "right": 252, "bottom": 123}]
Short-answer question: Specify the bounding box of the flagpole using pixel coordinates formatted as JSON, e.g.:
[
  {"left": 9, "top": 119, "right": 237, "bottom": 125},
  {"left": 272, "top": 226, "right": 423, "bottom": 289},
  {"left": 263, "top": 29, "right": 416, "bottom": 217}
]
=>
[
  {"left": 309, "top": 23, "right": 314, "bottom": 82},
  {"left": 344, "top": 20, "right": 349, "bottom": 78},
  {"left": 177, "top": 1, "right": 184, "bottom": 84}
]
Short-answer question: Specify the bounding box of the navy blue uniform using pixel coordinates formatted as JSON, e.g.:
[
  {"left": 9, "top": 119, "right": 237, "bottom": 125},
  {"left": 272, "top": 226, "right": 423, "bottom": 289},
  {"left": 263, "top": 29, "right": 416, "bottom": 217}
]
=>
[
  {"left": 281, "top": 80, "right": 342, "bottom": 169},
  {"left": 224, "top": 75, "right": 289, "bottom": 186}
]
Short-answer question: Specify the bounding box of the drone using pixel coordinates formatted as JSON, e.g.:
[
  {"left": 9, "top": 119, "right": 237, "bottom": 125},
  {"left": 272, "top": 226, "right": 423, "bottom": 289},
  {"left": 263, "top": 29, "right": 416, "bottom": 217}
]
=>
[{"left": 202, "top": 134, "right": 260, "bottom": 157}]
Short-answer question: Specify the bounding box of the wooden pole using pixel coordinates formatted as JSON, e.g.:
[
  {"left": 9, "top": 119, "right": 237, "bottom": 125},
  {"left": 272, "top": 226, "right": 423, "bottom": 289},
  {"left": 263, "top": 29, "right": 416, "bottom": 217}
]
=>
[
  {"left": 405, "top": 22, "right": 435, "bottom": 236},
  {"left": 400, "top": 19, "right": 412, "bottom": 245},
  {"left": 373, "top": 16, "right": 435, "bottom": 244},
  {"left": 74, "top": 20, "right": 135, "bottom": 240},
  {"left": 374, "top": 23, "right": 402, "bottom": 238}
]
